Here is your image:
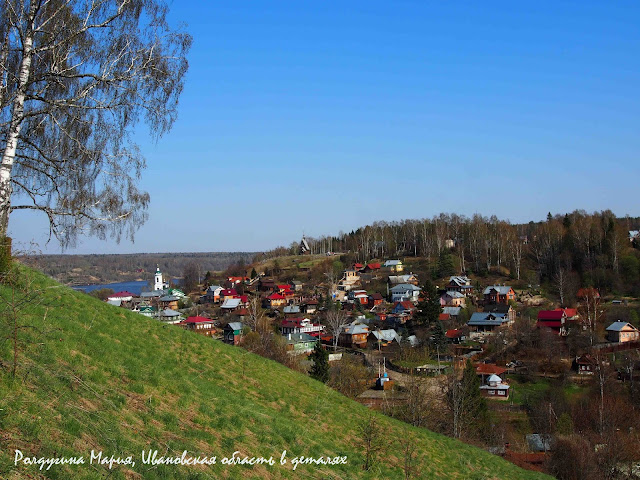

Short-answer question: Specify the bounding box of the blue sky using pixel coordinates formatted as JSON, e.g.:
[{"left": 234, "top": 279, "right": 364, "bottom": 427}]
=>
[{"left": 9, "top": 1, "right": 640, "bottom": 254}]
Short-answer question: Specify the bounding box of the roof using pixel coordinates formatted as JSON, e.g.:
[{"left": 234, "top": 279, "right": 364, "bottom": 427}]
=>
[
  {"left": 221, "top": 289, "right": 238, "bottom": 296},
  {"left": 448, "top": 276, "right": 471, "bottom": 286},
  {"left": 365, "top": 263, "right": 381, "bottom": 269},
  {"left": 390, "top": 284, "right": 421, "bottom": 293},
  {"left": 483, "top": 285, "right": 513, "bottom": 295},
  {"left": 439, "top": 313, "right": 451, "bottom": 321},
  {"left": 443, "top": 290, "right": 465, "bottom": 299},
  {"left": 107, "top": 299, "right": 122, "bottom": 307},
  {"left": 577, "top": 287, "right": 600, "bottom": 298},
  {"left": 537, "top": 320, "right": 563, "bottom": 329},
  {"left": 267, "top": 293, "right": 285, "bottom": 300},
  {"left": 343, "top": 323, "right": 369, "bottom": 335},
  {"left": 554, "top": 307, "right": 578, "bottom": 317},
  {"left": 468, "top": 312, "right": 508, "bottom": 326},
  {"left": 285, "top": 333, "right": 317, "bottom": 344},
  {"left": 283, "top": 305, "right": 301, "bottom": 314},
  {"left": 140, "top": 291, "right": 162, "bottom": 298},
  {"left": 538, "top": 310, "right": 565, "bottom": 321},
  {"left": 207, "top": 285, "right": 223, "bottom": 292},
  {"left": 184, "top": 316, "right": 213, "bottom": 324},
  {"left": 606, "top": 321, "right": 638, "bottom": 332},
  {"left": 393, "top": 301, "right": 415, "bottom": 311},
  {"left": 160, "top": 295, "right": 179, "bottom": 302},
  {"left": 370, "top": 293, "right": 384, "bottom": 300},
  {"left": 389, "top": 275, "right": 414, "bottom": 284},
  {"left": 446, "top": 329, "right": 464, "bottom": 339},
  {"left": 159, "top": 309, "right": 180, "bottom": 317},
  {"left": 226, "top": 322, "right": 244, "bottom": 331},
  {"left": 111, "top": 291, "right": 135, "bottom": 298},
  {"left": 221, "top": 298, "right": 241, "bottom": 309},
  {"left": 370, "top": 329, "right": 401, "bottom": 343},
  {"left": 383, "top": 260, "right": 402, "bottom": 267},
  {"left": 476, "top": 364, "right": 507, "bottom": 375},
  {"left": 442, "top": 306, "right": 461, "bottom": 316}
]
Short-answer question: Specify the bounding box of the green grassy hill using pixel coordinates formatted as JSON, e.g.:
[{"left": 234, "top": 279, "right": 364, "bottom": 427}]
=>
[{"left": 0, "top": 266, "right": 551, "bottom": 479}]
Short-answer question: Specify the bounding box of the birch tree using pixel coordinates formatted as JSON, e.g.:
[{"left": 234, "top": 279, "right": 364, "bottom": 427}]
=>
[{"left": 0, "top": 0, "right": 191, "bottom": 246}]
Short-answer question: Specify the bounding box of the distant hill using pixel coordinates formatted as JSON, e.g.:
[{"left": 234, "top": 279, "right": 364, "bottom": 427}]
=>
[
  {"left": 28, "top": 252, "right": 257, "bottom": 285},
  {"left": 0, "top": 265, "right": 551, "bottom": 479}
]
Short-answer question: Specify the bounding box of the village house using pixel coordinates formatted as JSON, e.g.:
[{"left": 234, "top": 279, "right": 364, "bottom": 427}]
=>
[
  {"left": 390, "top": 283, "right": 421, "bottom": 303},
  {"left": 446, "top": 329, "right": 466, "bottom": 344},
  {"left": 159, "top": 295, "right": 180, "bottom": 311},
  {"left": 606, "top": 321, "right": 640, "bottom": 343},
  {"left": 368, "top": 293, "right": 384, "bottom": 308},
  {"left": 388, "top": 274, "right": 419, "bottom": 286},
  {"left": 573, "top": 354, "right": 597, "bottom": 375},
  {"left": 480, "top": 374, "right": 510, "bottom": 400},
  {"left": 265, "top": 292, "right": 287, "bottom": 308},
  {"left": 291, "top": 280, "right": 303, "bottom": 291},
  {"left": 440, "top": 290, "right": 466, "bottom": 307},
  {"left": 156, "top": 308, "right": 183, "bottom": 324},
  {"left": 223, "top": 322, "right": 244, "bottom": 345},
  {"left": 258, "top": 277, "right": 276, "bottom": 292},
  {"left": 181, "top": 316, "right": 217, "bottom": 337},
  {"left": 383, "top": 259, "right": 404, "bottom": 272},
  {"left": 281, "top": 317, "right": 324, "bottom": 336},
  {"left": 446, "top": 276, "right": 473, "bottom": 295},
  {"left": 348, "top": 290, "right": 369, "bottom": 305},
  {"left": 285, "top": 333, "right": 318, "bottom": 355},
  {"left": 205, "top": 285, "right": 223, "bottom": 303},
  {"left": 302, "top": 299, "right": 318, "bottom": 314},
  {"left": 483, "top": 285, "right": 516, "bottom": 305},
  {"left": 536, "top": 310, "right": 568, "bottom": 335},
  {"left": 283, "top": 305, "right": 301, "bottom": 315},
  {"left": 338, "top": 269, "right": 360, "bottom": 292},
  {"left": 442, "top": 306, "right": 461, "bottom": 319},
  {"left": 392, "top": 301, "right": 416, "bottom": 315},
  {"left": 468, "top": 312, "right": 510, "bottom": 333},
  {"left": 228, "top": 276, "right": 248, "bottom": 285},
  {"left": 107, "top": 291, "right": 135, "bottom": 303},
  {"left": 361, "top": 263, "right": 381, "bottom": 273},
  {"left": 221, "top": 297, "right": 242, "bottom": 312},
  {"left": 339, "top": 323, "right": 369, "bottom": 348},
  {"left": 368, "top": 329, "right": 401, "bottom": 349}
]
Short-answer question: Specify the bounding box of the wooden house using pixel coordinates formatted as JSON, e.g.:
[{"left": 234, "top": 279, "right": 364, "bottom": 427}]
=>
[
  {"left": 440, "top": 290, "right": 466, "bottom": 307},
  {"left": 182, "top": 316, "right": 217, "bottom": 337},
  {"left": 537, "top": 310, "right": 568, "bottom": 335},
  {"left": 574, "top": 354, "right": 597, "bottom": 375},
  {"left": 223, "top": 322, "right": 244, "bottom": 345},
  {"left": 606, "top": 321, "right": 640, "bottom": 343},
  {"left": 446, "top": 276, "right": 473, "bottom": 295},
  {"left": 159, "top": 295, "right": 180, "bottom": 311},
  {"left": 483, "top": 285, "right": 515, "bottom": 305},
  {"left": 479, "top": 374, "right": 510, "bottom": 400},
  {"left": 265, "top": 292, "right": 287, "bottom": 308},
  {"left": 339, "top": 324, "right": 369, "bottom": 348},
  {"left": 285, "top": 333, "right": 318, "bottom": 355},
  {"left": 383, "top": 260, "right": 404, "bottom": 272}
]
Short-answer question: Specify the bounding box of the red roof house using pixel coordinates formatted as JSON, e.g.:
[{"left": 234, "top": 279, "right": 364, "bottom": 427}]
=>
[{"left": 536, "top": 310, "right": 567, "bottom": 334}]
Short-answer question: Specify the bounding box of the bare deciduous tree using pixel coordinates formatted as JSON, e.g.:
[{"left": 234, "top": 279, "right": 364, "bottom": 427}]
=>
[
  {"left": 323, "top": 302, "right": 348, "bottom": 351},
  {"left": 0, "top": 0, "right": 191, "bottom": 246}
]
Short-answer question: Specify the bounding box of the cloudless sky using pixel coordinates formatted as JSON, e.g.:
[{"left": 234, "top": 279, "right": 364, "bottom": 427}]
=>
[{"left": 9, "top": 0, "right": 640, "bottom": 254}]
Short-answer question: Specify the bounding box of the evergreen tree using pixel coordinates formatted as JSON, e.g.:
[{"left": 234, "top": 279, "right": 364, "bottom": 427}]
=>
[
  {"left": 437, "top": 250, "right": 455, "bottom": 278},
  {"left": 414, "top": 280, "right": 441, "bottom": 325},
  {"left": 309, "top": 342, "right": 329, "bottom": 383},
  {"left": 431, "top": 321, "right": 447, "bottom": 349},
  {"left": 250, "top": 267, "right": 258, "bottom": 279}
]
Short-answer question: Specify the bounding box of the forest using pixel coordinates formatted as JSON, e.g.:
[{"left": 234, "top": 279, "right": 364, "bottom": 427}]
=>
[{"left": 263, "top": 210, "right": 640, "bottom": 300}]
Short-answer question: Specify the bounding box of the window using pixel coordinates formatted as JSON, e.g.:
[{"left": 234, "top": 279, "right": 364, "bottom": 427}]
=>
[
  {"left": 498, "top": 390, "right": 505, "bottom": 396},
  {"left": 488, "top": 390, "right": 495, "bottom": 395}
]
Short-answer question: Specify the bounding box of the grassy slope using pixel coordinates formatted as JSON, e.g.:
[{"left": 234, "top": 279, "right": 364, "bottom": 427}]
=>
[{"left": 0, "top": 266, "right": 551, "bottom": 480}]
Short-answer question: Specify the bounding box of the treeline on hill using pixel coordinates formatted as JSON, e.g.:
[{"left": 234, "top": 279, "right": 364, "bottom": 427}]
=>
[
  {"left": 263, "top": 210, "right": 640, "bottom": 299},
  {"left": 29, "top": 252, "right": 256, "bottom": 285}
]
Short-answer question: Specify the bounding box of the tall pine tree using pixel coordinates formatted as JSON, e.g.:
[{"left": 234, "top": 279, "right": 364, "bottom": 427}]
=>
[
  {"left": 414, "top": 280, "right": 442, "bottom": 325},
  {"left": 309, "top": 342, "right": 329, "bottom": 383}
]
